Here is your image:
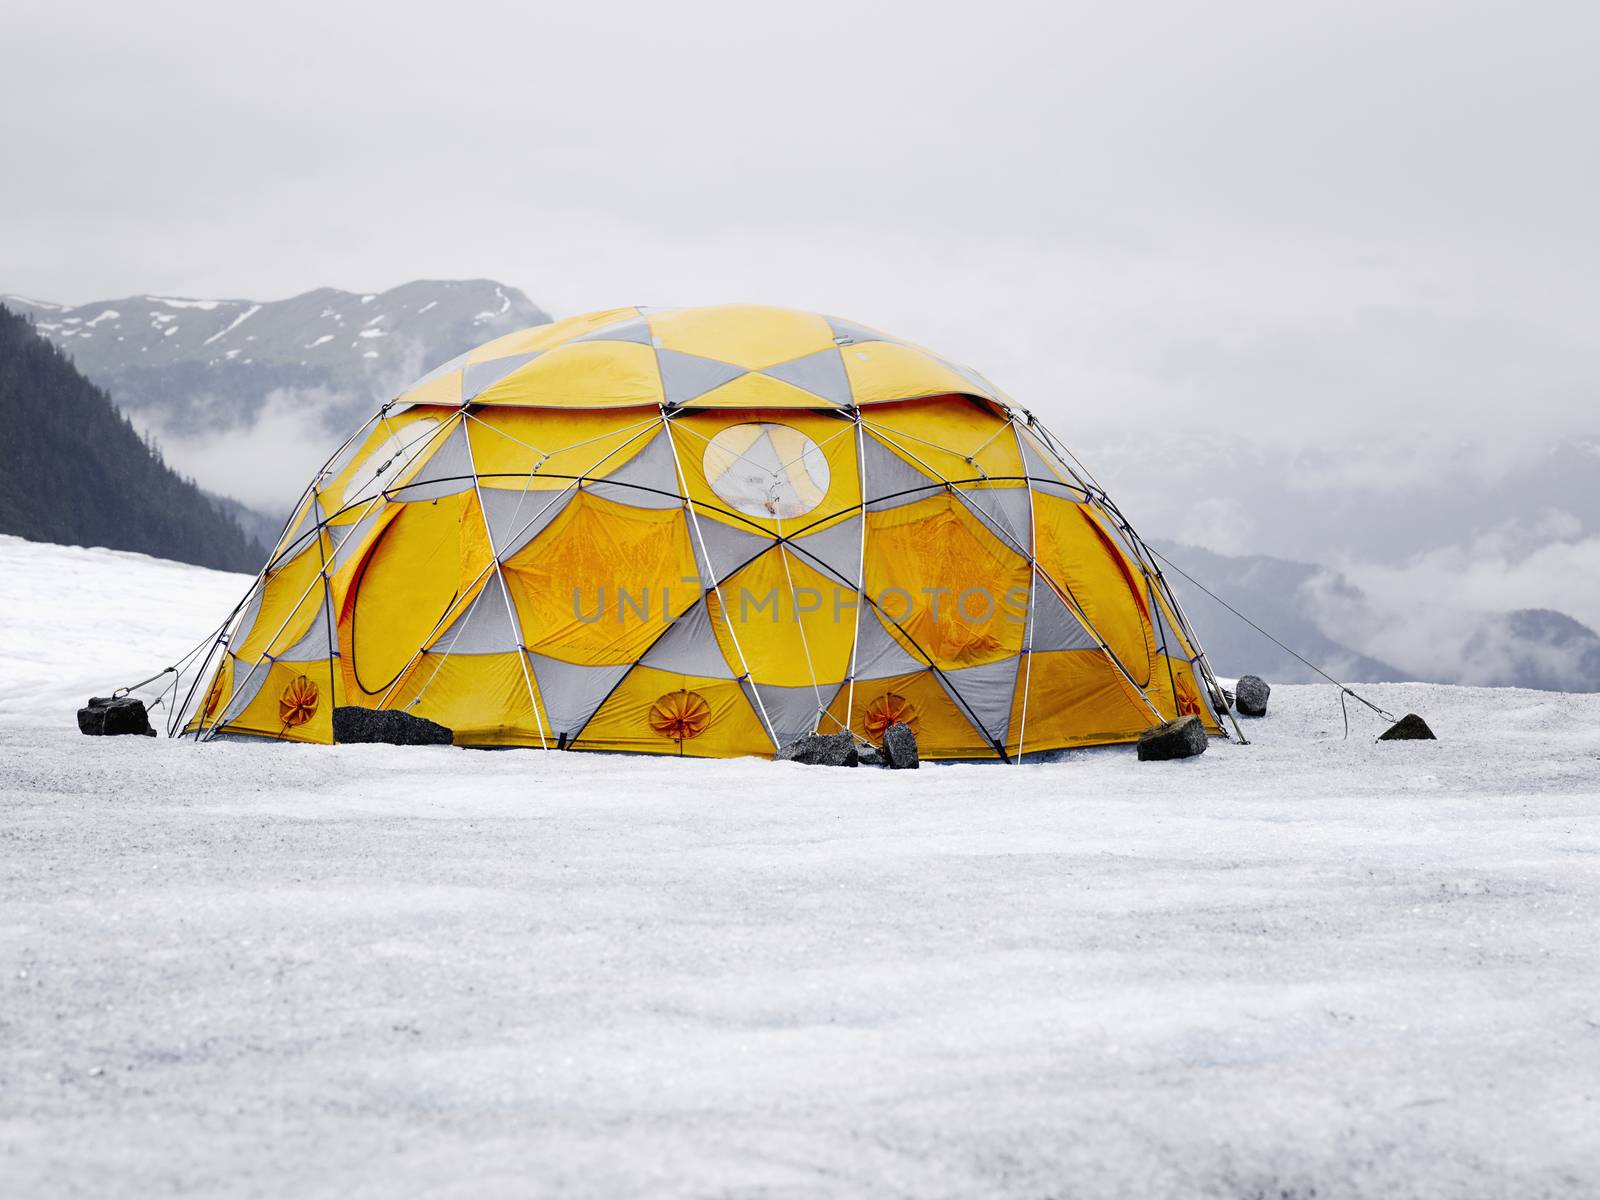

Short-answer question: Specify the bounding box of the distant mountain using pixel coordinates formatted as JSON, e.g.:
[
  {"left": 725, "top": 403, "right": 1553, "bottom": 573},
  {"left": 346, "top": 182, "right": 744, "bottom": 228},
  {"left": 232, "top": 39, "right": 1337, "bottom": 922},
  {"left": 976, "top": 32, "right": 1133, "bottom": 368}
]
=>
[
  {"left": 4, "top": 280, "right": 550, "bottom": 437},
  {"left": 0, "top": 304, "right": 266, "bottom": 572},
  {"left": 1152, "top": 541, "right": 1407, "bottom": 684},
  {"left": 1459, "top": 609, "right": 1600, "bottom": 692},
  {"left": 3, "top": 279, "right": 550, "bottom": 517},
  {"left": 1155, "top": 540, "right": 1600, "bottom": 693},
  {"left": 1095, "top": 432, "right": 1600, "bottom": 569}
]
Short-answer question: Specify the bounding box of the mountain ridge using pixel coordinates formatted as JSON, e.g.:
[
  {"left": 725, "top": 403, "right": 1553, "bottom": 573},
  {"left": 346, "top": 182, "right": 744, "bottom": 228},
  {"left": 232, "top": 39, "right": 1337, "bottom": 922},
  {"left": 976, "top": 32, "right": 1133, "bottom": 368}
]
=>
[{"left": 0, "top": 304, "right": 266, "bottom": 572}]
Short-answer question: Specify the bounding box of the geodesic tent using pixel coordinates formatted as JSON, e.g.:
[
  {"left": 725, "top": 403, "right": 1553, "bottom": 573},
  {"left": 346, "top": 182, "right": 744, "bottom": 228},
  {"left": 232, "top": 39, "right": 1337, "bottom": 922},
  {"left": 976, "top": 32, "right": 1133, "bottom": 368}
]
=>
[{"left": 179, "top": 304, "right": 1228, "bottom": 758}]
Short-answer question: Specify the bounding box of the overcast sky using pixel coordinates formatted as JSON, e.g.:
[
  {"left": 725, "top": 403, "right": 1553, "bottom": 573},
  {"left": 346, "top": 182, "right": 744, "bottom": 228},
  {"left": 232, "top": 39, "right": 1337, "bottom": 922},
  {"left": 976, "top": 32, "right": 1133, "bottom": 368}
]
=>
[{"left": 4, "top": 0, "right": 1596, "bottom": 449}]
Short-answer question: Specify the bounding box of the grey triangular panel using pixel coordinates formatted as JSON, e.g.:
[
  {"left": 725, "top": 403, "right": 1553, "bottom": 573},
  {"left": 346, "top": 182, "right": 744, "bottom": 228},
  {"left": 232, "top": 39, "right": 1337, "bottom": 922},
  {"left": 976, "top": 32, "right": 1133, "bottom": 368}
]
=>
[
  {"left": 853, "top": 607, "right": 926, "bottom": 680},
  {"left": 586, "top": 429, "right": 683, "bottom": 509},
  {"left": 393, "top": 422, "right": 474, "bottom": 501},
  {"left": 277, "top": 593, "right": 336, "bottom": 662},
  {"left": 759, "top": 347, "right": 851, "bottom": 406},
  {"left": 750, "top": 682, "right": 825, "bottom": 747},
  {"left": 657, "top": 349, "right": 747, "bottom": 405},
  {"left": 572, "top": 316, "right": 653, "bottom": 345},
  {"left": 639, "top": 598, "right": 734, "bottom": 679},
  {"left": 480, "top": 487, "right": 573, "bottom": 559},
  {"left": 327, "top": 507, "right": 388, "bottom": 575},
  {"left": 691, "top": 519, "right": 776, "bottom": 587},
  {"left": 958, "top": 486, "right": 1032, "bottom": 556},
  {"left": 937, "top": 657, "right": 1020, "bottom": 748},
  {"left": 273, "top": 499, "right": 321, "bottom": 563},
  {"left": 790, "top": 517, "right": 862, "bottom": 588},
  {"left": 826, "top": 316, "right": 898, "bottom": 347},
  {"left": 1027, "top": 578, "right": 1097, "bottom": 653},
  {"left": 936, "top": 357, "right": 1001, "bottom": 399},
  {"left": 216, "top": 654, "right": 271, "bottom": 728},
  {"left": 231, "top": 587, "right": 263, "bottom": 652},
  {"left": 861, "top": 433, "right": 942, "bottom": 510},
  {"left": 462, "top": 352, "right": 541, "bottom": 401},
  {"left": 405, "top": 347, "right": 471, "bottom": 393},
  {"left": 1020, "top": 433, "right": 1085, "bottom": 500},
  {"left": 527, "top": 654, "right": 633, "bottom": 740},
  {"left": 429, "top": 580, "right": 521, "bottom": 656}
]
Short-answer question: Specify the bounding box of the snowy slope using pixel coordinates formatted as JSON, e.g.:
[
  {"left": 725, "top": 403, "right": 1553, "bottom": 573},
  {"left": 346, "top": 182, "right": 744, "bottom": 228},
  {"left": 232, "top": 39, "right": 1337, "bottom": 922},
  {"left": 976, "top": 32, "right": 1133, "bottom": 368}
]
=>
[
  {"left": 2, "top": 537, "right": 1599, "bottom": 1198},
  {"left": 0, "top": 534, "right": 251, "bottom": 723}
]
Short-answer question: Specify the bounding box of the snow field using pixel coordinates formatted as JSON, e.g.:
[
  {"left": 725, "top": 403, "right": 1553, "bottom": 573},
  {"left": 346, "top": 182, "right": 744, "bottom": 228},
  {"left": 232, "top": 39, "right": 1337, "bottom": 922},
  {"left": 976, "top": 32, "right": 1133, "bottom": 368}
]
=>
[{"left": 1, "top": 535, "right": 1597, "bottom": 1197}]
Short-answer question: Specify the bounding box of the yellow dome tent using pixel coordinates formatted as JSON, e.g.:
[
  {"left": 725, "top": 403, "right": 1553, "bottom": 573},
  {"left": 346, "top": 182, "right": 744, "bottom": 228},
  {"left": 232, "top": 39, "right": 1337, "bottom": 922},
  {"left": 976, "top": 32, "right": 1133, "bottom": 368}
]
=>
[{"left": 181, "top": 304, "right": 1229, "bottom": 759}]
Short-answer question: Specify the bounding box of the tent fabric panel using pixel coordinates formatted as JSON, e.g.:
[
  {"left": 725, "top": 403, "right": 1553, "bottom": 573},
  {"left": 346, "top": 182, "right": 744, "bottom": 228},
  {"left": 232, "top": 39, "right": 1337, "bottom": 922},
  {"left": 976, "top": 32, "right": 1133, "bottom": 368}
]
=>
[
  {"left": 478, "top": 486, "right": 575, "bottom": 561},
  {"left": 428, "top": 576, "right": 522, "bottom": 656},
  {"left": 789, "top": 515, "right": 862, "bottom": 588},
  {"left": 390, "top": 420, "right": 476, "bottom": 501},
  {"left": 825, "top": 669, "right": 995, "bottom": 760},
  {"left": 936, "top": 656, "right": 1021, "bottom": 750},
  {"left": 681, "top": 371, "right": 839, "bottom": 411},
  {"left": 648, "top": 305, "right": 835, "bottom": 371},
  {"left": 570, "top": 316, "right": 654, "bottom": 346},
  {"left": 1007, "top": 649, "right": 1159, "bottom": 756},
  {"left": 1032, "top": 492, "right": 1157, "bottom": 688},
  {"left": 852, "top": 604, "right": 928, "bottom": 681},
  {"left": 466, "top": 407, "right": 662, "bottom": 486},
  {"left": 462, "top": 352, "right": 542, "bottom": 403},
  {"left": 584, "top": 428, "right": 685, "bottom": 509},
  {"left": 570, "top": 664, "right": 773, "bottom": 757},
  {"left": 1026, "top": 571, "right": 1099, "bottom": 653},
  {"left": 956, "top": 483, "right": 1033, "bottom": 558},
  {"left": 748, "top": 681, "right": 828, "bottom": 748},
  {"left": 525, "top": 653, "right": 633, "bottom": 742},
  {"left": 656, "top": 349, "right": 749, "bottom": 406},
  {"left": 688, "top": 516, "right": 778, "bottom": 589},
  {"left": 758, "top": 347, "right": 852, "bottom": 407},
  {"left": 862, "top": 395, "right": 1021, "bottom": 481},
  {"left": 859, "top": 432, "right": 944, "bottom": 512},
  {"left": 383, "top": 650, "right": 538, "bottom": 747},
  {"left": 863, "top": 492, "right": 1030, "bottom": 670},
  {"left": 461, "top": 307, "right": 642, "bottom": 364},
  {"left": 472, "top": 341, "right": 664, "bottom": 409},
  {"left": 320, "top": 409, "right": 447, "bottom": 514},
  {"left": 502, "top": 493, "right": 699, "bottom": 666},
  {"left": 232, "top": 545, "right": 326, "bottom": 664},
  {"left": 707, "top": 548, "right": 856, "bottom": 689},
  {"left": 842, "top": 341, "right": 995, "bottom": 406},
  {"left": 345, "top": 493, "right": 487, "bottom": 700},
  {"left": 639, "top": 597, "right": 737, "bottom": 680},
  {"left": 209, "top": 659, "right": 333, "bottom": 745}
]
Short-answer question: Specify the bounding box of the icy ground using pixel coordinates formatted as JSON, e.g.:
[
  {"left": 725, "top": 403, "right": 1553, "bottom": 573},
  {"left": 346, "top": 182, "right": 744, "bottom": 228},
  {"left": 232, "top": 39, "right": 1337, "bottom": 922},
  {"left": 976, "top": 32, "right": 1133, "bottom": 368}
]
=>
[{"left": 2, "top": 535, "right": 1598, "bottom": 1198}]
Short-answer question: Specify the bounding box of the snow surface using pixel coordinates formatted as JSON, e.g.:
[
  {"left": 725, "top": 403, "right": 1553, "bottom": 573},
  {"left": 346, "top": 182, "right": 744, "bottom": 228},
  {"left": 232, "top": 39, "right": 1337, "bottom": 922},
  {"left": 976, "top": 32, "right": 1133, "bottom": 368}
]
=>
[{"left": 2, "top": 535, "right": 1599, "bottom": 1197}]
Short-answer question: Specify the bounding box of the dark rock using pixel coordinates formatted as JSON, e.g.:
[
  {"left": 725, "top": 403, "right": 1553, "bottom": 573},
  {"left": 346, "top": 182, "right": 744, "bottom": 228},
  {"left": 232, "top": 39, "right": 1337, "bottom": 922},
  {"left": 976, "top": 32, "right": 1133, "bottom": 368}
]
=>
[
  {"left": 1234, "top": 675, "right": 1270, "bottom": 717},
  {"left": 881, "top": 722, "right": 920, "bottom": 770},
  {"left": 333, "top": 706, "right": 454, "bottom": 746},
  {"left": 1378, "top": 713, "right": 1436, "bottom": 741},
  {"left": 77, "top": 696, "right": 156, "bottom": 737},
  {"left": 1221, "top": 688, "right": 1236, "bottom": 711},
  {"left": 1136, "top": 715, "right": 1208, "bottom": 761},
  {"left": 857, "top": 746, "right": 884, "bottom": 767},
  {"left": 774, "top": 731, "right": 859, "bottom": 767}
]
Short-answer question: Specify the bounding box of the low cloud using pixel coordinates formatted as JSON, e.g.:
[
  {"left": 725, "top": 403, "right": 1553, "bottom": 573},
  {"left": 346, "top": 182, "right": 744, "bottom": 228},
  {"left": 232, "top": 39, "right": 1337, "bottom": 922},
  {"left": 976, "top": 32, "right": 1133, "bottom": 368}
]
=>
[{"left": 140, "top": 387, "right": 357, "bottom": 515}]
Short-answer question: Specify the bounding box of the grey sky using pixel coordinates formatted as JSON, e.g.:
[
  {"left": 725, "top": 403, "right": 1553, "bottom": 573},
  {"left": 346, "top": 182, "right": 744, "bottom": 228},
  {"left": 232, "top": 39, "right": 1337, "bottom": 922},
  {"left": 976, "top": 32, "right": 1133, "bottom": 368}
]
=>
[{"left": 4, "top": 0, "right": 1596, "bottom": 448}]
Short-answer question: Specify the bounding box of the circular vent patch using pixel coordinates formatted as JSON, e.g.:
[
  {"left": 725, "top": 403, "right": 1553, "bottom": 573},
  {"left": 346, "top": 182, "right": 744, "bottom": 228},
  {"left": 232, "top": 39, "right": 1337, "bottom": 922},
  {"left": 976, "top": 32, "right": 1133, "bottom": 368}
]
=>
[
  {"left": 863, "top": 692, "right": 918, "bottom": 741},
  {"left": 278, "top": 675, "right": 321, "bottom": 728},
  {"left": 649, "top": 690, "right": 712, "bottom": 742},
  {"left": 701, "top": 422, "right": 829, "bottom": 519}
]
